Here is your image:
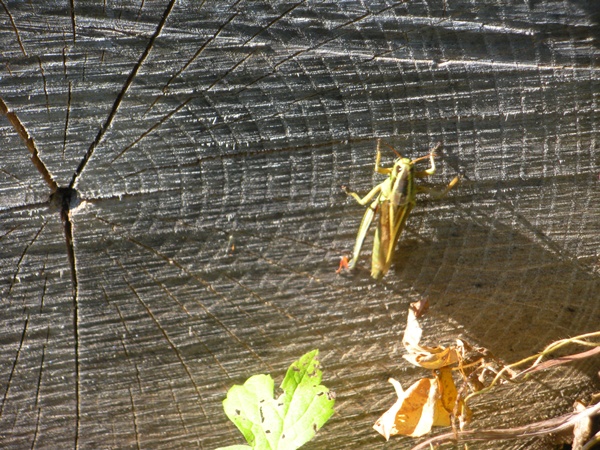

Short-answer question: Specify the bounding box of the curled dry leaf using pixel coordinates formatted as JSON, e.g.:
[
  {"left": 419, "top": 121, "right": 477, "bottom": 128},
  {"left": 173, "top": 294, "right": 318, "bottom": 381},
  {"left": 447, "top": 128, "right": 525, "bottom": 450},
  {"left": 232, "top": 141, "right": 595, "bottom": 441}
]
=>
[
  {"left": 402, "top": 304, "right": 459, "bottom": 370},
  {"left": 401, "top": 303, "right": 425, "bottom": 353},
  {"left": 373, "top": 368, "right": 459, "bottom": 439},
  {"left": 409, "top": 298, "right": 429, "bottom": 318},
  {"left": 571, "top": 400, "right": 593, "bottom": 450},
  {"left": 383, "top": 305, "right": 600, "bottom": 446},
  {"left": 375, "top": 300, "right": 514, "bottom": 442},
  {"left": 404, "top": 346, "right": 460, "bottom": 370},
  {"left": 436, "top": 367, "right": 459, "bottom": 424}
]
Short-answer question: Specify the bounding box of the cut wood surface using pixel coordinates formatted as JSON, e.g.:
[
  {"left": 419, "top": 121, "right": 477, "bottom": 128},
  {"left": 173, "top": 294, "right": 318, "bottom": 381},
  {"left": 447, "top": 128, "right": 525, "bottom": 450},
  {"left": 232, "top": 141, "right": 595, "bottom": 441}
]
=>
[{"left": 1, "top": 1, "right": 599, "bottom": 449}]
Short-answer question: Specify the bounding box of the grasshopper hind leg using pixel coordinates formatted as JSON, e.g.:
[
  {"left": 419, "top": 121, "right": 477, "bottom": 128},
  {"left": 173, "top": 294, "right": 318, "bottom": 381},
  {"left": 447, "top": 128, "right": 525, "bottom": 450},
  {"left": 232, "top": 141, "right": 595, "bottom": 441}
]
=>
[{"left": 348, "top": 199, "right": 378, "bottom": 270}]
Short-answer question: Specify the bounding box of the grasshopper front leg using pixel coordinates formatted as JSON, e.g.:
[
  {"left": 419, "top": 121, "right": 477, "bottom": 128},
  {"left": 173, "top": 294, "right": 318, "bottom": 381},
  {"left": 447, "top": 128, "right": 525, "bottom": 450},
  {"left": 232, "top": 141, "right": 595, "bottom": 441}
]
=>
[
  {"left": 342, "top": 182, "right": 383, "bottom": 206},
  {"left": 413, "top": 143, "right": 461, "bottom": 198},
  {"left": 418, "top": 174, "right": 462, "bottom": 199},
  {"left": 413, "top": 142, "right": 442, "bottom": 178},
  {"left": 375, "top": 139, "right": 393, "bottom": 175}
]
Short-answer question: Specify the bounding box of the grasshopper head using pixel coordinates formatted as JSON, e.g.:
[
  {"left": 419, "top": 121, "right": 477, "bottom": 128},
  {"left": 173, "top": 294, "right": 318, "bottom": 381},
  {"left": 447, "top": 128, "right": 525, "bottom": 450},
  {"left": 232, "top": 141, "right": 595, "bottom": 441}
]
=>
[{"left": 392, "top": 157, "right": 412, "bottom": 175}]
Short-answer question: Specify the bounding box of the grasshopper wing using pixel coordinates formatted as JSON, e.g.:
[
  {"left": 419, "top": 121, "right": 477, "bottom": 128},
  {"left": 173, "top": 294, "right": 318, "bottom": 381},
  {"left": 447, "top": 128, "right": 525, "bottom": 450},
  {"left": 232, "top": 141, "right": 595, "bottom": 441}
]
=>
[{"left": 371, "top": 199, "right": 414, "bottom": 279}]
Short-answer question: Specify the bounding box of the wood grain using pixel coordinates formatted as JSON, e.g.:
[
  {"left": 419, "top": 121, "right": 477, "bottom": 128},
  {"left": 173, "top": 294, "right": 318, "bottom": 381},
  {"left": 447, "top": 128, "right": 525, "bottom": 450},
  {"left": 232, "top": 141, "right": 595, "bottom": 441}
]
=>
[{"left": 0, "top": 1, "right": 599, "bottom": 448}]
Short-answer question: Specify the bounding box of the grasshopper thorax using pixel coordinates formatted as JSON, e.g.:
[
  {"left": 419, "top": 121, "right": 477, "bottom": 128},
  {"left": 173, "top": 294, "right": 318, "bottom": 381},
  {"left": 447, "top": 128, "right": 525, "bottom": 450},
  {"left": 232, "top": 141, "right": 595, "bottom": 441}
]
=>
[
  {"left": 389, "top": 157, "right": 414, "bottom": 206},
  {"left": 392, "top": 157, "right": 413, "bottom": 174}
]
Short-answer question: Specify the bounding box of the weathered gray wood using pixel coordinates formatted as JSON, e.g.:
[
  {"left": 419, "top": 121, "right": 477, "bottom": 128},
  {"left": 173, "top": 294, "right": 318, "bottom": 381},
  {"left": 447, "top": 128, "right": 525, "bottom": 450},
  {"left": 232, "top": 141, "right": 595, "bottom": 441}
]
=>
[{"left": 1, "top": 0, "right": 599, "bottom": 448}]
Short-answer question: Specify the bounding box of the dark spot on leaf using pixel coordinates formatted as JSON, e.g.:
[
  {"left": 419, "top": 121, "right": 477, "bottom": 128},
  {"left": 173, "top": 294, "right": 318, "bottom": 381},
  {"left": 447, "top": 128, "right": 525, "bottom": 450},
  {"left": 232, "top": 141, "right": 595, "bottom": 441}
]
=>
[
  {"left": 235, "top": 409, "right": 241, "bottom": 415},
  {"left": 282, "top": 434, "right": 285, "bottom": 439},
  {"left": 317, "top": 392, "right": 323, "bottom": 396},
  {"left": 265, "top": 430, "right": 271, "bottom": 434},
  {"left": 292, "top": 365, "right": 300, "bottom": 372},
  {"left": 313, "top": 423, "right": 318, "bottom": 432},
  {"left": 278, "top": 402, "right": 283, "bottom": 407}
]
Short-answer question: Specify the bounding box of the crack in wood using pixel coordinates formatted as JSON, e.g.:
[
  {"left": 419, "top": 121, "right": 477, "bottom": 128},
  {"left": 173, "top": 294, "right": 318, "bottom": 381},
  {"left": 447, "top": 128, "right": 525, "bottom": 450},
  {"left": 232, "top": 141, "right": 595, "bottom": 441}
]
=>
[
  {"left": 69, "top": 0, "right": 179, "bottom": 189},
  {"left": 101, "top": 284, "right": 144, "bottom": 394},
  {"left": 61, "top": 206, "right": 81, "bottom": 449},
  {"left": 112, "top": 97, "right": 193, "bottom": 164},
  {"left": 93, "top": 213, "right": 270, "bottom": 368},
  {"left": 0, "top": 314, "right": 29, "bottom": 419},
  {"left": 36, "top": 57, "right": 50, "bottom": 114},
  {"left": 8, "top": 221, "right": 47, "bottom": 297},
  {"left": 34, "top": 326, "right": 51, "bottom": 409},
  {"left": 69, "top": 0, "right": 76, "bottom": 42},
  {"left": 63, "top": 81, "right": 72, "bottom": 159},
  {"left": 122, "top": 273, "right": 212, "bottom": 425},
  {"left": 0, "top": 0, "right": 27, "bottom": 56},
  {"left": 0, "top": 97, "right": 58, "bottom": 192},
  {"left": 128, "top": 388, "right": 141, "bottom": 450},
  {"left": 139, "top": 266, "right": 231, "bottom": 379},
  {"left": 146, "top": 11, "right": 239, "bottom": 113}
]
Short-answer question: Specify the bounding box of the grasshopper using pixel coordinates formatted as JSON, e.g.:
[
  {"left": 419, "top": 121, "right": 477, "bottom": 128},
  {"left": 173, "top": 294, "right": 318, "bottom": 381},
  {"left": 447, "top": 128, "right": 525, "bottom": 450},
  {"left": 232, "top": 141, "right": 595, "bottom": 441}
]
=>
[{"left": 340, "top": 140, "right": 460, "bottom": 279}]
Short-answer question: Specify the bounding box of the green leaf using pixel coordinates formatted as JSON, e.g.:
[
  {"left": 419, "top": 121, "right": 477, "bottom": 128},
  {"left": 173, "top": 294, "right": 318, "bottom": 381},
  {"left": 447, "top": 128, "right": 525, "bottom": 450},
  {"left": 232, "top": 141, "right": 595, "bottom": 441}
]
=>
[{"left": 221, "top": 349, "right": 335, "bottom": 450}]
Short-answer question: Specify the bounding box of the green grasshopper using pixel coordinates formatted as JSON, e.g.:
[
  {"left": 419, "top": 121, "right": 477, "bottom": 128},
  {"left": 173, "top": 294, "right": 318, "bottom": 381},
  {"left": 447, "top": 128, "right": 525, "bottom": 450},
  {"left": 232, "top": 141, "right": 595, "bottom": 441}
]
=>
[{"left": 340, "top": 140, "right": 460, "bottom": 279}]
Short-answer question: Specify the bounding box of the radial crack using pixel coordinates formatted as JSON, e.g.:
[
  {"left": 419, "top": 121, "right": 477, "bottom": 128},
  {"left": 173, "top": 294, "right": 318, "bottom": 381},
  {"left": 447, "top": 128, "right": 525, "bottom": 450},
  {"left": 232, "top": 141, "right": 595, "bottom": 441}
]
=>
[
  {"left": 69, "top": 0, "right": 76, "bottom": 42},
  {"left": 31, "top": 406, "right": 42, "bottom": 449},
  {"left": 8, "top": 220, "right": 47, "bottom": 296},
  {"left": 140, "top": 266, "right": 230, "bottom": 378},
  {"left": 235, "top": 2, "right": 398, "bottom": 95},
  {"left": 146, "top": 12, "right": 238, "bottom": 113},
  {"left": 93, "top": 214, "right": 268, "bottom": 366},
  {"left": 127, "top": 235, "right": 269, "bottom": 366},
  {"left": 0, "top": 97, "right": 58, "bottom": 191},
  {"left": 159, "top": 13, "right": 238, "bottom": 96},
  {"left": 69, "top": 0, "right": 178, "bottom": 188},
  {"left": 34, "top": 326, "right": 50, "bottom": 408},
  {"left": 0, "top": 0, "right": 27, "bottom": 56},
  {"left": 61, "top": 207, "right": 80, "bottom": 449},
  {"left": 206, "top": 49, "right": 255, "bottom": 93},
  {"left": 124, "top": 278, "right": 211, "bottom": 424},
  {"left": 111, "top": 97, "right": 192, "bottom": 163},
  {"left": 36, "top": 57, "right": 50, "bottom": 113},
  {"left": 145, "top": 1, "right": 308, "bottom": 116},
  {"left": 0, "top": 224, "right": 21, "bottom": 242},
  {"left": 240, "top": 0, "right": 305, "bottom": 47},
  {"left": 128, "top": 388, "right": 141, "bottom": 450},
  {"left": 63, "top": 81, "right": 72, "bottom": 158},
  {"left": 0, "top": 314, "right": 29, "bottom": 418}
]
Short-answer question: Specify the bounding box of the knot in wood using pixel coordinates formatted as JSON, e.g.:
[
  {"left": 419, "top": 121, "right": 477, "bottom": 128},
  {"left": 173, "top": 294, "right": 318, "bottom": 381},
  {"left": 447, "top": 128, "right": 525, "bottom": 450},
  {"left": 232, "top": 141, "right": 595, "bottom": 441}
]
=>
[{"left": 49, "top": 187, "right": 81, "bottom": 212}]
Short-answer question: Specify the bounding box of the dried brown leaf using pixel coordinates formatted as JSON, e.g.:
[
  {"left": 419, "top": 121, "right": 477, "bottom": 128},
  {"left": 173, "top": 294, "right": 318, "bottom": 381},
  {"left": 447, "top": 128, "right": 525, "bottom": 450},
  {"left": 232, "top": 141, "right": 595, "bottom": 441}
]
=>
[
  {"left": 404, "top": 346, "right": 460, "bottom": 370},
  {"left": 374, "top": 370, "right": 460, "bottom": 440},
  {"left": 409, "top": 298, "right": 429, "bottom": 318}
]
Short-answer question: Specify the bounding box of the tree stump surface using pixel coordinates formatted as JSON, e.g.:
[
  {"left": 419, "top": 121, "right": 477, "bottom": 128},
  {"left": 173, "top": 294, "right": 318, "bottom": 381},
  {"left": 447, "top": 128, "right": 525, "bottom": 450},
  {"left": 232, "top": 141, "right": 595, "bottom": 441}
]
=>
[{"left": 0, "top": 1, "right": 599, "bottom": 449}]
